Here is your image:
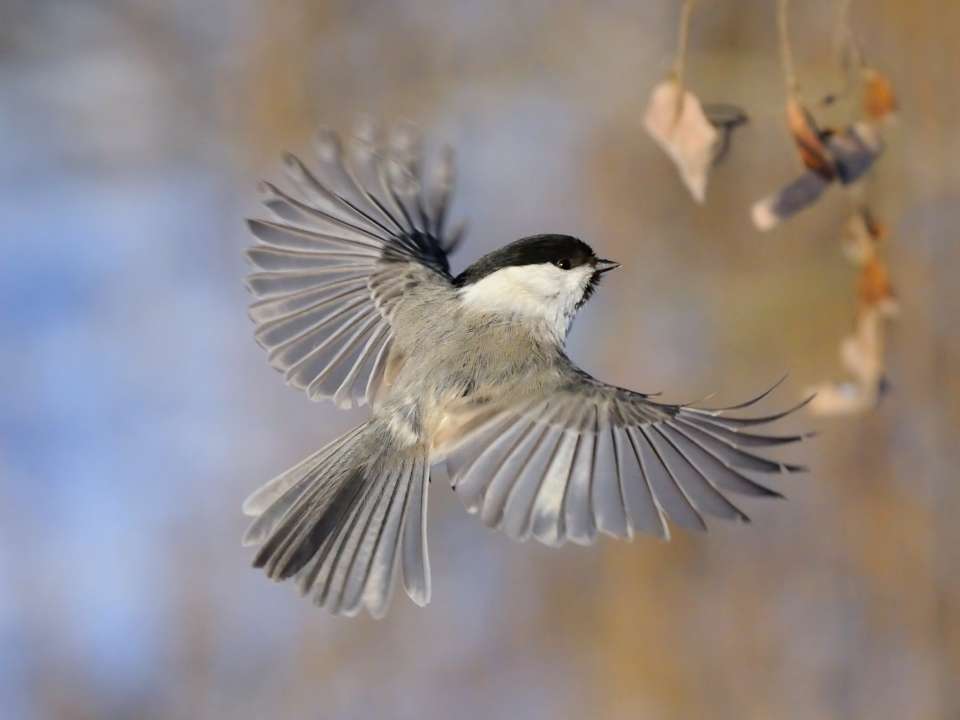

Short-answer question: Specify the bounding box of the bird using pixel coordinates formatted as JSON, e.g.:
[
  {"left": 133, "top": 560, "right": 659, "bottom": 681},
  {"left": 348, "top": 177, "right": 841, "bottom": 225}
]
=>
[{"left": 241, "top": 123, "right": 811, "bottom": 618}]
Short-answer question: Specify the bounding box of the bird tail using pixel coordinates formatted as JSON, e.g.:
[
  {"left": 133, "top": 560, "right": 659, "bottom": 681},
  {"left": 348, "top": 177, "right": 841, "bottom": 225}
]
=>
[{"left": 241, "top": 422, "right": 431, "bottom": 618}]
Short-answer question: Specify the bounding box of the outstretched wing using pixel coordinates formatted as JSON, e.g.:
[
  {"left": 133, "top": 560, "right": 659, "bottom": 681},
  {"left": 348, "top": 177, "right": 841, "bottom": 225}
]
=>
[
  {"left": 245, "top": 124, "right": 464, "bottom": 408},
  {"left": 445, "top": 370, "right": 811, "bottom": 546}
]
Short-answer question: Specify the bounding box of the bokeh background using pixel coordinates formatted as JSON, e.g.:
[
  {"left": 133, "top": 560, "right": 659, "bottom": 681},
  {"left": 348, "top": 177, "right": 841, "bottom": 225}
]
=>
[{"left": 1, "top": 1, "right": 958, "bottom": 718}]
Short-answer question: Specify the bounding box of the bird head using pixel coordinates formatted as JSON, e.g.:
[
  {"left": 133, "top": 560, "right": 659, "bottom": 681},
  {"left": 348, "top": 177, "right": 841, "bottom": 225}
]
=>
[{"left": 455, "top": 234, "right": 619, "bottom": 342}]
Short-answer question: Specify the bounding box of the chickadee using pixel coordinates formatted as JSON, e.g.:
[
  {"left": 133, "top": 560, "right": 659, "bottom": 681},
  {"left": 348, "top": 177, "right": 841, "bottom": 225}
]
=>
[{"left": 242, "top": 125, "right": 810, "bottom": 618}]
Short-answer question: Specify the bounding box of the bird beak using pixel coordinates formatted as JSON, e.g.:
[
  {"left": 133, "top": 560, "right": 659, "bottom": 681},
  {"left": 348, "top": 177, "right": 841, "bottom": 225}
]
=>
[{"left": 594, "top": 258, "right": 620, "bottom": 274}]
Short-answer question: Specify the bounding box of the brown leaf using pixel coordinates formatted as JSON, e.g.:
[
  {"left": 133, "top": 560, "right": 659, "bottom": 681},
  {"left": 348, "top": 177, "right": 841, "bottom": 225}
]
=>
[
  {"left": 644, "top": 80, "right": 720, "bottom": 203},
  {"left": 808, "top": 307, "right": 889, "bottom": 416},
  {"left": 862, "top": 68, "right": 898, "bottom": 121},
  {"left": 861, "top": 208, "right": 887, "bottom": 241},
  {"left": 786, "top": 96, "right": 835, "bottom": 179},
  {"left": 842, "top": 210, "right": 885, "bottom": 265},
  {"left": 858, "top": 256, "right": 896, "bottom": 311},
  {"left": 752, "top": 125, "right": 883, "bottom": 232}
]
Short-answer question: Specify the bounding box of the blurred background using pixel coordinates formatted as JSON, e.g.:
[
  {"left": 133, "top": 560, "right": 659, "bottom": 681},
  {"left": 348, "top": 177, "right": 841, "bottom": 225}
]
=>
[{"left": 1, "top": 0, "right": 958, "bottom": 718}]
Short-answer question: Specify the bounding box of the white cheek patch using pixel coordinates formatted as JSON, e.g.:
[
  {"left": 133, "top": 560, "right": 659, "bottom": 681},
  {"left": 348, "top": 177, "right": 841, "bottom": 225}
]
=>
[
  {"left": 459, "top": 264, "right": 593, "bottom": 341},
  {"left": 459, "top": 266, "right": 550, "bottom": 314}
]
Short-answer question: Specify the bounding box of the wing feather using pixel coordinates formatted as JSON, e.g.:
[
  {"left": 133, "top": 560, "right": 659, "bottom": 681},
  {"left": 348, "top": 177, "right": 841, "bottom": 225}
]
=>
[
  {"left": 501, "top": 404, "right": 572, "bottom": 541},
  {"left": 590, "top": 421, "right": 630, "bottom": 539},
  {"left": 449, "top": 373, "right": 809, "bottom": 546},
  {"left": 563, "top": 405, "right": 599, "bottom": 545},
  {"left": 616, "top": 426, "right": 670, "bottom": 540},
  {"left": 634, "top": 426, "right": 707, "bottom": 532},
  {"left": 246, "top": 125, "right": 461, "bottom": 409},
  {"left": 650, "top": 426, "right": 749, "bottom": 522}
]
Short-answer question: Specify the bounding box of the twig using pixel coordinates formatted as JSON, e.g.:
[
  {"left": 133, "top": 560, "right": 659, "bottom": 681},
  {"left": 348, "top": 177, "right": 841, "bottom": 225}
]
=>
[
  {"left": 672, "top": 0, "right": 696, "bottom": 90},
  {"left": 835, "top": 0, "right": 867, "bottom": 87},
  {"left": 834, "top": 0, "right": 855, "bottom": 68},
  {"left": 777, "top": 0, "right": 799, "bottom": 95},
  {"left": 671, "top": 0, "right": 696, "bottom": 117}
]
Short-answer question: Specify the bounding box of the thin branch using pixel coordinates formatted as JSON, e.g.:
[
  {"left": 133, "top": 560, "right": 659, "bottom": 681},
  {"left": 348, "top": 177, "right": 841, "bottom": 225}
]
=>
[
  {"left": 777, "top": 0, "right": 799, "bottom": 95},
  {"left": 824, "top": 0, "right": 872, "bottom": 118},
  {"left": 834, "top": 0, "right": 855, "bottom": 68},
  {"left": 835, "top": 0, "right": 866, "bottom": 83},
  {"left": 672, "top": 0, "right": 696, "bottom": 89},
  {"left": 671, "top": 0, "right": 696, "bottom": 117}
]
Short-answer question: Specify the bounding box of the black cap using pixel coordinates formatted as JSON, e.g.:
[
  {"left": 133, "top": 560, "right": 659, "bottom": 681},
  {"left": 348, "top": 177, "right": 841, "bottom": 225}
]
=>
[{"left": 454, "top": 234, "right": 596, "bottom": 286}]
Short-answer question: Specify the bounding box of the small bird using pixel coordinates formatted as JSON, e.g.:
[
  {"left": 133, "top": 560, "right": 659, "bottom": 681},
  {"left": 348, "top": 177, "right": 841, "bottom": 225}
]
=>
[{"left": 243, "top": 125, "right": 810, "bottom": 618}]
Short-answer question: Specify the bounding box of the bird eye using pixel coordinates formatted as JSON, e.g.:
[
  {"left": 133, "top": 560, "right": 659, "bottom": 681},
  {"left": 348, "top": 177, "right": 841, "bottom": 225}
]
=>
[{"left": 554, "top": 258, "right": 572, "bottom": 270}]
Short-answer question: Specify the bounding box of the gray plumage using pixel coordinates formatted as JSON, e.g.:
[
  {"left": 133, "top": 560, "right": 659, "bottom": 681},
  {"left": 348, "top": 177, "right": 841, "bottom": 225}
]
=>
[{"left": 243, "top": 123, "right": 811, "bottom": 618}]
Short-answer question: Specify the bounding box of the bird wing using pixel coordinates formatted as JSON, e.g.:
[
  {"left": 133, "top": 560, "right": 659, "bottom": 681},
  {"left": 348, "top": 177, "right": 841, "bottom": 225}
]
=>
[
  {"left": 444, "top": 367, "right": 811, "bottom": 546},
  {"left": 245, "top": 124, "right": 464, "bottom": 408}
]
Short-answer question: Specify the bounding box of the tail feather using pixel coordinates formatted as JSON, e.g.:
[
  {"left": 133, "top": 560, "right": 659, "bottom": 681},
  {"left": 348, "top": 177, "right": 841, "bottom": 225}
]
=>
[
  {"left": 400, "top": 455, "right": 430, "bottom": 606},
  {"left": 315, "top": 461, "right": 406, "bottom": 615},
  {"left": 243, "top": 427, "right": 364, "bottom": 553},
  {"left": 242, "top": 425, "right": 365, "bottom": 521},
  {"left": 362, "top": 459, "right": 419, "bottom": 616},
  {"left": 337, "top": 462, "right": 406, "bottom": 614},
  {"left": 258, "top": 472, "right": 364, "bottom": 580},
  {"left": 243, "top": 424, "right": 431, "bottom": 617}
]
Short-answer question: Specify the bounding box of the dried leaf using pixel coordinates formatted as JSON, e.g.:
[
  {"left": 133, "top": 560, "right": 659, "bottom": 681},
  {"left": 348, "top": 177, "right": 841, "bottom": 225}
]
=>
[
  {"left": 808, "top": 307, "right": 889, "bottom": 416},
  {"left": 842, "top": 212, "right": 876, "bottom": 264},
  {"left": 703, "top": 103, "right": 749, "bottom": 165},
  {"left": 841, "top": 210, "right": 898, "bottom": 314},
  {"left": 862, "top": 211, "right": 887, "bottom": 241},
  {"left": 751, "top": 171, "right": 830, "bottom": 231},
  {"left": 843, "top": 308, "right": 885, "bottom": 385},
  {"left": 806, "top": 380, "right": 878, "bottom": 415},
  {"left": 644, "top": 79, "right": 719, "bottom": 204},
  {"left": 858, "top": 256, "right": 897, "bottom": 312},
  {"left": 752, "top": 114, "right": 883, "bottom": 232},
  {"left": 841, "top": 209, "right": 885, "bottom": 264},
  {"left": 827, "top": 123, "right": 883, "bottom": 184},
  {"left": 703, "top": 103, "right": 748, "bottom": 128},
  {"left": 786, "top": 96, "right": 835, "bottom": 179},
  {"left": 862, "top": 67, "right": 898, "bottom": 122}
]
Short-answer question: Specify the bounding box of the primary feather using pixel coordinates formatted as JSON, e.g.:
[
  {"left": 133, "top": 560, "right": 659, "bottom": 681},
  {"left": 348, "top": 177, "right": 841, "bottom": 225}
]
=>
[{"left": 245, "top": 125, "right": 459, "bottom": 409}]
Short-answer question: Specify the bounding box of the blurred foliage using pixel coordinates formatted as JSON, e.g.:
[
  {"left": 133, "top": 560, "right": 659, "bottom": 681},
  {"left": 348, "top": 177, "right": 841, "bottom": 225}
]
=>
[{"left": 1, "top": 1, "right": 958, "bottom": 718}]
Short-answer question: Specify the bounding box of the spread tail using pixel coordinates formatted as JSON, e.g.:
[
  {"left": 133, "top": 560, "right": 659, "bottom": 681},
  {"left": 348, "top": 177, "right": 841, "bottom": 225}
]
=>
[{"left": 242, "top": 423, "right": 430, "bottom": 618}]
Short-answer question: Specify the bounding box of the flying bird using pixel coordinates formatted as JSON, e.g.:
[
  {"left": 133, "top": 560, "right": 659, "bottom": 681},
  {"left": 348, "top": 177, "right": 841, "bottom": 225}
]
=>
[{"left": 242, "top": 125, "right": 810, "bottom": 618}]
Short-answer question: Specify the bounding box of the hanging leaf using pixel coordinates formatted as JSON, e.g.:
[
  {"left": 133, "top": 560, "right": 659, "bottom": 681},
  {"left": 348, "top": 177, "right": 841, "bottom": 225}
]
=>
[
  {"left": 841, "top": 209, "right": 882, "bottom": 264},
  {"left": 703, "top": 103, "right": 749, "bottom": 165},
  {"left": 862, "top": 67, "right": 898, "bottom": 122},
  {"left": 827, "top": 122, "right": 883, "bottom": 184},
  {"left": 842, "top": 312, "right": 882, "bottom": 386},
  {"left": 858, "top": 256, "right": 898, "bottom": 315},
  {"left": 644, "top": 79, "right": 719, "bottom": 204},
  {"left": 808, "top": 306, "right": 888, "bottom": 416},
  {"left": 842, "top": 209, "right": 898, "bottom": 314},
  {"left": 786, "top": 97, "right": 835, "bottom": 179},
  {"left": 752, "top": 104, "right": 883, "bottom": 231},
  {"left": 807, "top": 210, "right": 897, "bottom": 416},
  {"left": 806, "top": 380, "right": 876, "bottom": 415},
  {"left": 751, "top": 171, "right": 831, "bottom": 231}
]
